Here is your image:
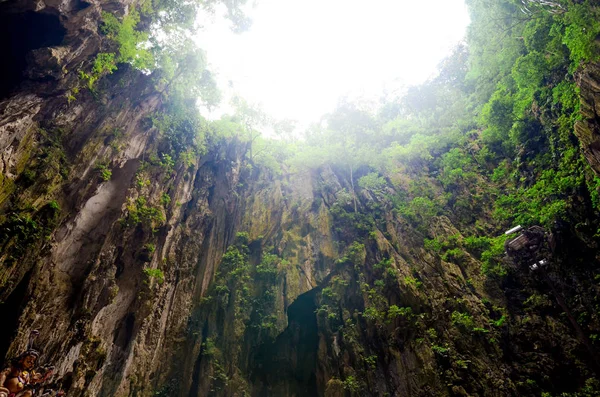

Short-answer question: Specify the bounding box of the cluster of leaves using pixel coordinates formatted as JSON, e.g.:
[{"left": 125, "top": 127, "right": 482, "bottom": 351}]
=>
[
  {"left": 151, "top": 102, "right": 211, "bottom": 166},
  {"left": 197, "top": 233, "right": 291, "bottom": 393},
  {"left": 0, "top": 202, "right": 61, "bottom": 271},
  {"left": 425, "top": 233, "right": 509, "bottom": 276},
  {"left": 22, "top": 129, "right": 71, "bottom": 186},
  {"left": 328, "top": 189, "right": 376, "bottom": 240},
  {"left": 249, "top": 251, "right": 288, "bottom": 335},
  {"left": 78, "top": 53, "right": 118, "bottom": 90},
  {"left": 121, "top": 196, "right": 165, "bottom": 231},
  {"left": 95, "top": 162, "right": 112, "bottom": 181},
  {"left": 70, "top": 0, "right": 250, "bottom": 109},
  {"left": 316, "top": 275, "right": 349, "bottom": 322},
  {"left": 101, "top": 10, "right": 153, "bottom": 69},
  {"left": 143, "top": 268, "right": 165, "bottom": 284}
]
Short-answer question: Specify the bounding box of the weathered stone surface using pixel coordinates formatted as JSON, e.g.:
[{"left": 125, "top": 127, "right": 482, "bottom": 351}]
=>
[
  {"left": 0, "top": 1, "right": 599, "bottom": 396},
  {"left": 25, "top": 47, "right": 70, "bottom": 80},
  {"left": 576, "top": 62, "right": 600, "bottom": 175}
]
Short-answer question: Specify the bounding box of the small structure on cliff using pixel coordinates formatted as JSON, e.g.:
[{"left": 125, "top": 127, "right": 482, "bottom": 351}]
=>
[
  {"left": 504, "top": 225, "right": 552, "bottom": 271},
  {"left": 504, "top": 225, "right": 600, "bottom": 374}
]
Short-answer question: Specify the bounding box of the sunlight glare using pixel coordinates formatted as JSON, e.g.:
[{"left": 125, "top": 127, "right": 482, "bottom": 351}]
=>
[{"left": 196, "top": 0, "right": 470, "bottom": 123}]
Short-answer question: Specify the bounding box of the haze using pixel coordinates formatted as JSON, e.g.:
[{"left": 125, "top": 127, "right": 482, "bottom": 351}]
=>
[{"left": 197, "top": 0, "right": 470, "bottom": 123}]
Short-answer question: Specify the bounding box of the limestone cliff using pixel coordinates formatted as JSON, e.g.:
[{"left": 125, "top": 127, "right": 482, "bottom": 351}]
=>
[
  {"left": 576, "top": 62, "right": 600, "bottom": 175},
  {"left": 1, "top": 1, "right": 600, "bottom": 397}
]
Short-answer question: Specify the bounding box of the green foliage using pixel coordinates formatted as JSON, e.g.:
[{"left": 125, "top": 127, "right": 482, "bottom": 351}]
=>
[
  {"left": 358, "top": 172, "right": 386, "bottom": 194},
  {"left": 431, "top": 344, "right": 449, "bottom": 356},
  {"left": 491, "top": 315, "right": 506, "bottom": 327},
  {"left": 144, "top": 243, "right": 156, "bottom": 254},
  {"left": 79, "top": 53, "right": 118, "bottom": 90},
  {"left": 426, "top": 328, "right": 438, "bottom": 339},
  {"left": 114, "top": 0, "right": 600, "bottom": 390},
  {"left": 135, "top": 173, "right": 151, "bottom": 188},
  {"left": 472, "top": 234, "right": 508, "bottom": 276},
  {"left": 220, "top": 246, "right": 248, "bottom": 279},
  {"left": 396, "top": 196, "right": 440, "bottom": 228},
  {"left": 315, "top": 304, "right": 338, "bottom": 320},
  {"left": 208, "top": 360, "right": 230, "bottom": 393},
  {"left": 338, "top": 242, "right": 366, "bottom": 268},
  {"left": 207, "top": 235, "right": 288, "bottom": 349},
  {"left": 424, "top": 237, "right": 443, "bottom": 253},
  {"left": 342, "top": 375, "right": 361, "bottom": 393},
  {"left": 362, "top": 306, "right": 385, "bottom": 322},
  {"left": 320, "top": 276, "right": 349, "bottom": 308},
  {"left": 101, "top": 10, "right": 153, "bottom": 69},
  {"left": 152, "top": 105, "right": 208, "bottom": 162},
  {"left": 387, "top": 305, "right": 413, "bottom": 320},
  {"left": 523, "top": 293, "right": 551, "bottom": 311},
  {"left": 33, "top": 128, "right": 70, "bottom": 181},
  {"left": 463, "top": 235, "right": 491, "bottom": 254},
  {"left": 494, "top": 149, "right": 585, "bottom": 227},
  {"left": 0, "top": 213, "right": 40, "bottom": 251},
  {"left": 441, "top": 247, "right": 465, "bottom": 263},
  {"left": 144, "top": 268, "right": 165, "bottom": 284},
  {"left": 329, "top": 190, "right": 375, "bottom": 240},
  {"left": 160, "top": 153, "right": 175, "bottom": 172},
  {"left": 122, "top": 196, "right": 165, "bottom": 230},
  {"left": 0, "top": 203, "right": 62, "bottom": 270},
  {"left": 95, "top": 163, "right": 112, "bottom": 181},
  {"left": 480, "top": 88, "right": 516, "bottom": 157},
  {"left": 562, "top": 4, "right": 600, "bottom": 69},
  {"left": 255, "top": 253, "right": 281, "bottom": 281},
  {"left": 451, "top": 311, "right": 475, "bottom": 329},
  {"left": 235, "top": 232, "right": 250, "bottom": 246},
  {"left": 424, "top": 234, "right": 471, "bottom": 265},
  {"left": 403, "top": 275, "right": 422, "bottom": 289},
  {"left": 437, "top": 147, "right": 478, "bottom": 189},
  {"left": 373, "top": 258, "right": 398, "bottom": 281},
  {"left": 362, "top": 354, "right": 378, "bottom": 369},
  {"left": 160, "top": 192, "right": 171, "bottom": 207},
  {"left": 201, "top": 337, "right": 218, "bottom": 358}
]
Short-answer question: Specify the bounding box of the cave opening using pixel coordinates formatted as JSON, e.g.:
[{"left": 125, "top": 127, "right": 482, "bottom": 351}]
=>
[
  {"left": 189, "top": 323, "right": 210, "bottom": 397},
  {"left": 114, "top": 313, "right": 136, "bottom": 350},
  {"left": 0, "top": 10, "right": 66, "bottom": 99},
  {"left": 0, "top": 271, "right": 32, "bottom": 364},
  {"left": 252, "top": 288, "right": 319, "bottom": 396}
]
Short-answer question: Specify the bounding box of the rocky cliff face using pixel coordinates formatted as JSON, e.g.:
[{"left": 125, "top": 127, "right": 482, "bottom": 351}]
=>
[
  {"left": 1, "top": 1, "right": 600, "bottom": 397},
  {"left": 576, "top": 62, "right": 600, "bottom": 175},
  {"left": 0, "top": 0, "right": 196, "bottom": 394},
  {"left": 0, "top": 1, "right": 339, "bottom": 394}
]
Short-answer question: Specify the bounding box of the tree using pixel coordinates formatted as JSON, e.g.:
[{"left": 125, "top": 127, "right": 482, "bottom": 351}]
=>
[
  {"left": 231, "top": 97, "right": 270, "bottom": 161},
  {"left": 322, "top": 103, "right": 378, "bottom": 212},
  {"left": 154, "top": 41, "right": 221, "bottom": 108}
]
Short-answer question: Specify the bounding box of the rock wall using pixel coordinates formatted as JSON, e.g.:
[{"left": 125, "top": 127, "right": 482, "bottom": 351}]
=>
[
  {"left": 1, "top": 1, "right": 600, "bottom": 396},
  {"left": 575, "top": 62, "right": 600, "bottom": 174},
  {"left": 0, "top": 0, "right": 232, "bottom": 394},
  {"left": 0, "top": 2, "right": 345, "bottom": 395}
]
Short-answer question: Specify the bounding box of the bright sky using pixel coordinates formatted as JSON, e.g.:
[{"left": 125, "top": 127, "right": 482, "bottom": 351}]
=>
[{"left": 196, "top": 0, "right": 470, "bottom": 124}]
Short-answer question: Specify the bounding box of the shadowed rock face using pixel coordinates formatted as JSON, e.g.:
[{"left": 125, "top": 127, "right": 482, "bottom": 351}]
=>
[
  {"left": 251, "top": 289, "right": 319, "bottom": 397},
  {"left": 0, "top": 11, "right": 66, "bottom": 98},
  {"left": 576, "top": 62, "right": 600, "bottom": 175}
]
